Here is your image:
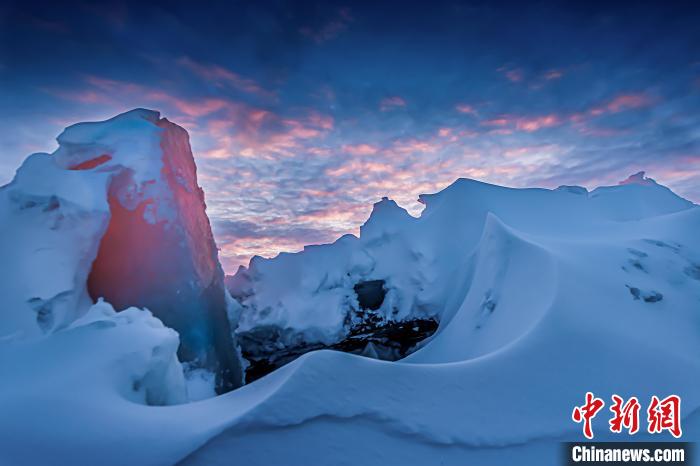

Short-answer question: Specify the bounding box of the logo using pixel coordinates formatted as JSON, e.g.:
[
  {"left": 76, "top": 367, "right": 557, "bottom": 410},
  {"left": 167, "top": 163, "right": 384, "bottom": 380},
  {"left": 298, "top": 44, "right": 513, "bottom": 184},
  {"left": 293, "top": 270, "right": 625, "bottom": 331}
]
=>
[{"left": 572, "top": 392, "right": 682, "bottom": 439}]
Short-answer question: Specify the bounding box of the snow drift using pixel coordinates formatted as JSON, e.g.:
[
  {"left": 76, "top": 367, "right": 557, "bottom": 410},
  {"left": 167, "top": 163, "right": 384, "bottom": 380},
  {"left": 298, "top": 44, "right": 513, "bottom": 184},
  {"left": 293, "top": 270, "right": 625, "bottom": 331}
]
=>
[{"left": 0, "top": 109, "right": 243, "bottom": 392}]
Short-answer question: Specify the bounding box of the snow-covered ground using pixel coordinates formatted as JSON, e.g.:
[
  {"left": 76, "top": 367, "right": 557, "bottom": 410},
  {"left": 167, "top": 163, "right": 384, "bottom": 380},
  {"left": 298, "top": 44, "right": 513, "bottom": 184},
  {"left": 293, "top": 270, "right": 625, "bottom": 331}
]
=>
[{"left": 1, "top": 110, "right": 698, "bottom": 465}]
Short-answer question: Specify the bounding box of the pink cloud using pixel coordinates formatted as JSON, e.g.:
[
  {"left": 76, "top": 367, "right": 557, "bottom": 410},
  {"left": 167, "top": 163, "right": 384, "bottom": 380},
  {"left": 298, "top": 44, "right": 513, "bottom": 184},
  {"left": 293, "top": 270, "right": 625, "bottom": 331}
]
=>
[
  {"left": 481, "top": 114, "right": 564, "bottom": 133},
  {"left": 177, "top": 56, "right": 274, "bottom": 99},
  {"left": 54, "top": 74, "right": 335, "bottom": 161},
  {"left": 506, "top": 69, "right": 524, "bottom": 82},
  {"left": 587, "top": 93, "right": 654, "bottom": 116},
  {"left": 149, "top": 93, "right": 229, "bottom": 118},
  {"left": 543, "top": 70, "right": 564, "bottom": 80},
  {"left": 604, "top": 93, "right": 653, "bottom": 112},
  {"left": 342, "top": 143, "right": 380, "bottom": 156},
  {"left": 297, "top": 202, "right": 369, "bottom": 227},
  {"left": 455, "top": 104, "right": 477, "bottom": 115},
  {"left": 326, "top": 159, "right": 392, "bottom": 178},
  {"left": 482, "top": 118, "right": 510, "bottom": 127},
  {"left": 566, "top": 92, "right": 656, "bottom": 129},
  {"left": 472, "top": 92, "right": 655, "bottom": 136},
  {"left": 392, "top": 138, "right": 441, "bottom": 154},
  {"left": 380, "top": 96, "right": 407, "bottom": 111},
  {"left": 198, "top": 106, "right": 335, "bottom": 159},
  {"left": 515, "top": 114, "right": 561, "bottom": 132},
  {"left": 307, "top": 111, "right": 335, "bottom": 130},
  {"left": 498, "top": 66, "right": 524, "bottom": 83}
]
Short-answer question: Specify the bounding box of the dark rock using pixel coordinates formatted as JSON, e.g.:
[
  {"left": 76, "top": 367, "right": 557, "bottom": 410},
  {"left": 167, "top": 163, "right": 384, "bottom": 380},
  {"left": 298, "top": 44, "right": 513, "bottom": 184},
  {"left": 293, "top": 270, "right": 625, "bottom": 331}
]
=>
[{"left": 239, "top": 317, "right": 438, "bottom": 383}]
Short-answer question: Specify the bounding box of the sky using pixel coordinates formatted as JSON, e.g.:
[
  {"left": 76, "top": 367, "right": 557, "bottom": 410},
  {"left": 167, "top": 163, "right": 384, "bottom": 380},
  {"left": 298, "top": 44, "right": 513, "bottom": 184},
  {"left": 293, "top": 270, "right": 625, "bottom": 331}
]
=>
[{"left": 1, "top": 0, "right": 699, "bottom": 272}]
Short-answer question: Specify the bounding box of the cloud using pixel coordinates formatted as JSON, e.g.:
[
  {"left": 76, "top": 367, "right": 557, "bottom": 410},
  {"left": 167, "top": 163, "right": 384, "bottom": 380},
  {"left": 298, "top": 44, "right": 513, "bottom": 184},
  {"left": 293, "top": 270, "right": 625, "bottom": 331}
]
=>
[
  {"left": 543, "top": 69, "right": 564, "bottom": 80},
  {"left": 47, "top": 74, "right": 335, "bottom": 162},
  {"left": 342, "top": 143, "right": 380, "bottom": 156},
  {"left": 472, "top": 92, "right": 655, "bottom": 134},
  {"left": 176, "top": 57, "right": 274, "bottom": 100},
  {"left": 498, "top": 66, "right": 524, "bottom": 83},
  {"left": 455, "top": 104, "right": 477, "bottom": 115},
  {"left": 591, "top": 93, "right": 653, "bottom": 114},
  {"left": 515, "top": 114, "right": 561, "bottom": 132},
  {"left": 379, "top": 96, "right": 407, "bottom": 111}
]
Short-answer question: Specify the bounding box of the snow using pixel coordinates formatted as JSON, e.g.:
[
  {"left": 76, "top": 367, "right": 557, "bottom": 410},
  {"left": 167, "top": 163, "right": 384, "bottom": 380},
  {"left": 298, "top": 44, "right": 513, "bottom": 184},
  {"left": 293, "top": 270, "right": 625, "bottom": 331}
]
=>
[
  {"left": 0, "top": 109, "right": 169, "bottom": 341},
  {"left": 0, "top": 152, "right": 111, "bottom": 338},
  {"left": 53, "top": 109, "right": 169, "bottom": 216},
  {"left": 2, "top": 109, "right": 700, "bottom": 465},
  {"left": 183, "top": 365, "right": 217, "bottom": 402}
]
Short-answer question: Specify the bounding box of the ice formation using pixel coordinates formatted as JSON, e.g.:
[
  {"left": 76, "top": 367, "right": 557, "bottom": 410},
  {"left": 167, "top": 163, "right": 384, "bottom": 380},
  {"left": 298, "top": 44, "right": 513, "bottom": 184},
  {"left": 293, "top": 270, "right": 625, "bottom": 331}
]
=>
[{"left": 0, "top": 109, "right": 243, "bottom": 392}]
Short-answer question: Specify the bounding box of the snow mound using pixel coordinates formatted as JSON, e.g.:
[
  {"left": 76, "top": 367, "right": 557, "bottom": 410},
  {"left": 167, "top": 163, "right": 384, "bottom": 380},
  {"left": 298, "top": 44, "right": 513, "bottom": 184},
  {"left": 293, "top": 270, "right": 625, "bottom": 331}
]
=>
[{"left": 0, "top": 299, "right": 195, "bottom": 465}]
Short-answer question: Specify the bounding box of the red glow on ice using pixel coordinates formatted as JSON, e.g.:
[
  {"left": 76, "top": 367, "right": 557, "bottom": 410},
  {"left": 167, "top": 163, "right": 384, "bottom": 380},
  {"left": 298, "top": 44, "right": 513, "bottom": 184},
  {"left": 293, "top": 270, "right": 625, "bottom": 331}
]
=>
[
  {"left": 69, "top": 154, "right": 112, "bottom": 170},
  {"left": 87, "top": 188, "right": 177, "bottom": 311}
]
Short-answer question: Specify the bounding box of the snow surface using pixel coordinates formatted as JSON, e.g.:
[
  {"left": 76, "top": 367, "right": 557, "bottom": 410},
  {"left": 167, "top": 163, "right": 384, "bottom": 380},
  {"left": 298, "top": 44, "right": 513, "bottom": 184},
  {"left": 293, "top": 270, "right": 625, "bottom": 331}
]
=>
[
  {"left": 0, "top": 109, "right": 166, "bottom": 340},
  {"left": 2, "top": 110, "right": 699, "bottom": 465}
]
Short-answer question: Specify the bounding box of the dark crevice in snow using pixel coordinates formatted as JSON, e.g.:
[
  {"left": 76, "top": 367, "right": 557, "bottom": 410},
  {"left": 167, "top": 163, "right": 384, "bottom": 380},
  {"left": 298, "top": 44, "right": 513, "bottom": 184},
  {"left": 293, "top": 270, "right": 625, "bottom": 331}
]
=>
[
  {"left": 239, "top": 317, "right": 439, "bottom": 383},
  {"left": 354, "top": 280, "right": 386, "bottom": 311}
]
